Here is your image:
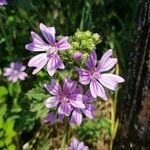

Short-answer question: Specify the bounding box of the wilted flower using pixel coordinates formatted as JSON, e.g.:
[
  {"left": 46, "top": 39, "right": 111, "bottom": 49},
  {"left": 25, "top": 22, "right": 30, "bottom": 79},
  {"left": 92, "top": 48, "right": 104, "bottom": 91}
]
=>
[
  {"left": 45, "top": 78, "right": 85, "bottom": 117},
  {"left": 76, "top": 49, "right": 124, "bottom": 100},
  {"left": 67, "top": 137, "right": 89, "bottom": 150},
  {"left": 25, "top": 23, "right": 71, "bottom": 76},
  {"left": 4, "top": 62, "right": 28, "bottom": 83},
  {"left": 0, "top": 0, "right": 7, "bottom": 5}
]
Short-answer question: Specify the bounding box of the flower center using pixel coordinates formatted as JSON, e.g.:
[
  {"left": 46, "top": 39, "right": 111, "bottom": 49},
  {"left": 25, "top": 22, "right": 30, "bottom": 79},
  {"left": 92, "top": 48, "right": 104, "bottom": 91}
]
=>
[
  {"left": 47, "top": 46, "right": 58, "bottom": 57},
  {"left": 90, "top": 70, "right": 100, "bottom": 80},
  {"left": 13, "top": 70, "right": 19, "bottom": 76}
]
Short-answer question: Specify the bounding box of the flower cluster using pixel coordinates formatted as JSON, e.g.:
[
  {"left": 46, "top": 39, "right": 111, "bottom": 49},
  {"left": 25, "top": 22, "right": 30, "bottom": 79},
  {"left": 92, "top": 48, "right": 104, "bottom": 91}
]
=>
[
  {"left": 25, "top": 23, "right": 124, "bottom": 126},
  {"left": 44, "top": 79, "right": 95, "bottom": 125}
]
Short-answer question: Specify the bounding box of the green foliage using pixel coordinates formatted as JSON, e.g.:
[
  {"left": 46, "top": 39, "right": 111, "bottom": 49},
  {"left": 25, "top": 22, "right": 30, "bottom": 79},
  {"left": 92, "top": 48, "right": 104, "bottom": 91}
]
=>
[
  {"left": 0, "top": 104, "right": 16, "bottom": 150},
  {"left": 0, "top": 86, "right": 8, "bottom": 97},
  {"left": 26, "top": 87, "right": 49, "bottom": 119},
  {"left": 76, "top": 118, "right": 111, "bottom": 141}
]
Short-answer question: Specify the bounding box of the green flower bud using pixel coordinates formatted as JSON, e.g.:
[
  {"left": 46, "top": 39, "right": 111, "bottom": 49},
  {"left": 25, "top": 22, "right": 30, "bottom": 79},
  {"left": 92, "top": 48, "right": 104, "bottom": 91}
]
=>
[
  {"left": 71, "top": 42, "right": 79, "bottom": 49},
  {"left": 92, "top": 33, "right": 102, "bottom": 43},
  {"left": 81, "top": 40, "right": 87, "bottom": 49},
  {"left": 75, "top": 31, "right": 83, "bottom": 40},
  {"left": 85, "top": 30, "right": 92, "bottom": 38},
  {"left": 82, "top": 53, "right": 89, "bottom": 62}
]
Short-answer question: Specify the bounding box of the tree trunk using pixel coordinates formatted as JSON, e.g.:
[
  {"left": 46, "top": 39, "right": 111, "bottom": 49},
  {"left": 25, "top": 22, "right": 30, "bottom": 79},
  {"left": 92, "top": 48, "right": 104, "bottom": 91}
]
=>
[{"left": 114, "top": 0, "right": 150, "bottom": 149}]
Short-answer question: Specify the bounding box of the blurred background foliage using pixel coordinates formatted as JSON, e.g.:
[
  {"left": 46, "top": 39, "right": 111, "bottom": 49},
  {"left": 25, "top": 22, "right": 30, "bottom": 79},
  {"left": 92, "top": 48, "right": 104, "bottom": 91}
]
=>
[{"left": 0, "top": 0, "right": 138, "bottom": 149}]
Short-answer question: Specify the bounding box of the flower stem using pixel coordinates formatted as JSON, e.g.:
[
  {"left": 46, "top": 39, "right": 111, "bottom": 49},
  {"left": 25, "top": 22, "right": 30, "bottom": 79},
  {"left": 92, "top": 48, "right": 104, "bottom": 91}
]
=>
[{"left": 60, "top": 118, "right": 69, "bottom": 150}]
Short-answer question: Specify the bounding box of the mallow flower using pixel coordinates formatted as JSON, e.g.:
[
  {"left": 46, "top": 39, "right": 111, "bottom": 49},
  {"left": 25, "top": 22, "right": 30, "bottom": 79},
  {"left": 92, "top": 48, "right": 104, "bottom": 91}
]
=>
[
  {"left": 45, "top": 78, "right": 85, "bottom": 117},
  {"left": 0, "top": 0, "right": 7, "bottom": 5},
  {"left": 70, "top": 89, "right": 96, "bottom": 125},
  {"left": 76, "top": 49, "right": 125, "bottom": 100},
  {"left": 67, "top": 137, "right": 89, "bottom": 150},
  {"left": 4, "top": 62, "right": 28, "bottom": 83},
  {"left": 25, "top": 23, "right": 71, "bottom": 76}
]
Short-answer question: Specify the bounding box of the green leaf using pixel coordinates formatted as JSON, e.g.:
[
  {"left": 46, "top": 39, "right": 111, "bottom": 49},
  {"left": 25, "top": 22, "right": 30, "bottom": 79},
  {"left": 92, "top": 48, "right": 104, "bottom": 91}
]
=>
[
  {"left": 26, "top": 87, "right": 48, "bottom": 101},
  {"left": 4, "top": 119, "right": 16, "bottom": 138},
  {"left": 26, "top": 87, "right": 49, "bottom": 119},
  {"left": 0, "top": 104, "right": 7, "bottom": 117},
  {"left": 0, "top": 86, "right": 8, "bottom": 97},
  {"left": 8, "top": 144, "right": 16, "bottom": 150},
  {"left": 0, "top": 140, "right": 4, "bottom": 148}
]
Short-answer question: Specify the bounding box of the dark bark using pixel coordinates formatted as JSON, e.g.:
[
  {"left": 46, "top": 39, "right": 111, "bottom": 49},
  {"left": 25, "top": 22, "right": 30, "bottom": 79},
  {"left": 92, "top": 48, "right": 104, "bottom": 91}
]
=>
[{"left": 114, "top": 0, "right": 150, "bottom": 149}]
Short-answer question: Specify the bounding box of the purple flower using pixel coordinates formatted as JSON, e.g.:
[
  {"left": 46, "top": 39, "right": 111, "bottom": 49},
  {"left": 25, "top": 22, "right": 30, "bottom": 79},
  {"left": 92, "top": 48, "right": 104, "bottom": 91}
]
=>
[
  {"left": 44, "top": 112, "right": 64, "bottom": 125},
  {"left": 67, "top": 138, "right": 89, "bottom": 150},
  {"left": 25, "top": 23, "right": 71, "bottom": 76},
  {"left": 76, "top": 49, "right": 125, "bottom": 100},
  {"left": 0, "top": 0, "right": 7, "bottom": 5},
  {"left": 70, "top": 89, "right": 96, "bottom": 125},
  {"left": 45, "top": 78, "right": 85, "bottom": 117},
  {"left": 72, "top": 51, "right": 82, "bottom": 61},
  {"left": 4, "top": 62, "right": 28, "bottom": 83}
]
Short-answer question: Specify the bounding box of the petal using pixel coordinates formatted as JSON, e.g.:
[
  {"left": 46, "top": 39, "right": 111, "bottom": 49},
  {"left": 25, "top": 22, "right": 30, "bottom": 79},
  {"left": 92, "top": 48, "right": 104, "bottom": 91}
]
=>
[
  {"left": 45, "top": 96, "right": 60, "bottom": 108},
  {"left": 98, "top": 49, "right": 117, "bottom": 72},
  {"left": 100, "top": 49, "right": 113, "bottom": 62},
  {"left": 63, "top": 78, "right": 77, "bottom": 93},
  {"left": 25, "top": 31, "right": 49, "bottom": 51},
  {"left": 90, "top": 80, "right": 107, "bottom": 100},
  {"left": 70, "top": 138, "right": 78, "bottom": 149},
  {"left": 57, "top": 37, "right": 71, "bottom": 51},
  {"left": 44, "top": 113, "right": 56, "bottom": 125},
  {"left": 70, "top": 100, "right": 85, "bottom": 109},
  {"left": 3, "top": 68, "right": 12, "bottom": 76},
  {"left": 78, "top": 142, "right": 85, "bottom": 150},
  {"left": 82, "top": 109, "right": 94, "bottom": 119},
  {"left": 44, "top": 79, "right": 61, "bottom": 95},
  {"left": 84, "top": 89, "right": 94, "bottom": 102},
  {"left": 9, "top": 76, "right": 18, "bottom": 83},
  {"left": 82, "top": 104, "right": 95, "bottom": 119},
  {"left": 58, "top": 114, "right": 65, "bottom": 123},
  {"left": 28, "top": 53, "right": 49, "bottom": 74},
  {"left": 47, "top": 54, "right": 64, "bottom": 76},
  {"left": 39, "top": 23, "right": 56, "bottom": 45},
  {"left": 20, "top": 65, "right": 26, "bottom": 71},
  {"left": 98, "top": 58, "right": 117, "bottom": 72},
  {"left": 0, "top": 0, "right": 7, "bottom": 5},
  {"left": 18, "top": 72, "right": 28, "bottom": 80},
  {"left": 10, "top": 62, "right": 15, "bottom": 69},
  {"left": 70, "top": 109, "right": 82, "bottom": 125},
  {"left": 58, "top": 103, "right": 72, "bottom": 116},
  {"left": 76, "top": 68, "right": 90, "bottom": 85},
  {"left": 85, "top": 50, "right": 97, "bottom": 69},
  {"left": 99, "top": 74, "right": 125, "bottom": 91}
]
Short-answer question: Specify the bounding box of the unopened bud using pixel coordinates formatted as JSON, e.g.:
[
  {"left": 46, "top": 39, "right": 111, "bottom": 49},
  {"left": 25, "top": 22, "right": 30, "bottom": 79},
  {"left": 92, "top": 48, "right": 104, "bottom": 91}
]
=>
[{"left": 72, "top": 51, "right": 82, "bottom": 61}]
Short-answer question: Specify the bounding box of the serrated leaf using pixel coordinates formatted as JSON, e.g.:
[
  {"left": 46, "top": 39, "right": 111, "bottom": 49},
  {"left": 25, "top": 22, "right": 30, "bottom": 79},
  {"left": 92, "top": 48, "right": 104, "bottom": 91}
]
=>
[{"left": 26, "top": 87, "right": 48, "bottom": 101}]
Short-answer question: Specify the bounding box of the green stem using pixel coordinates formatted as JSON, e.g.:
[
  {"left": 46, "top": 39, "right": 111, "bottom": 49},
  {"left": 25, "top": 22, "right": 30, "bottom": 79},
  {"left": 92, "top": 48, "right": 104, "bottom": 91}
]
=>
[
  {"left": 110, "top": 64, "right": 120, "bottom": 150},
  {"left": 60, "top": 118, "right": 69, "bottom": 150}
]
